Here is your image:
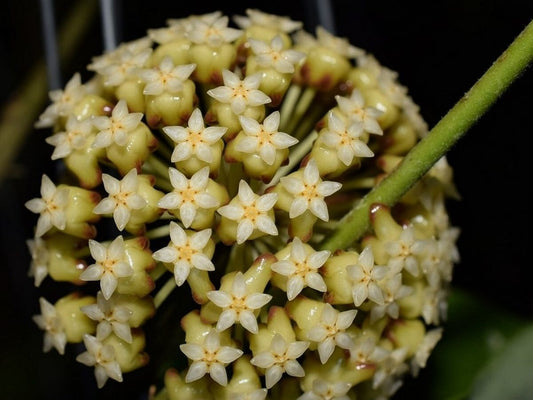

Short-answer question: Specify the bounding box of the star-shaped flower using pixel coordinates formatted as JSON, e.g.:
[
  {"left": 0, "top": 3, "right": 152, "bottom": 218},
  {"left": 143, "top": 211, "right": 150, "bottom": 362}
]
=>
[
  {"left": 315, "top": 26, "right": 364, "bottom": 59},
  {"left": 346, "top": 246, "right": 388, "bottom": 307},
  {"left": 320, "top": 111, "right": 374, "bottom": 166},
  {"left": 79, "top": 235, "right": 133, "bottom": 300},
  {"left": 180, "top": 329, "right": 243, "bottom": 386},
  {"left": 306, "top": 304, "right": 357, "bottom": 364},
  {"left": 25, "top": 174, "right": 69, "bottom": 237},
  {"left": 384, "top": 225, "right": 428, "bottom": 277},
  {"left": 207, "top": 271, "right": 272, "bottom": 333},
  {"left": 76, "top": 334, "right": 123, "bottom": 388},
  {"left": 81, "top": 291, "right": 134, "bottom": 343},
  {"left": 248, "top": 35, "right": 305, "bottom": 74},
  {"left": 250, "top": 333, "right": 309, "bottom": 389},
  {"left": 370, "top": 274, "right": 413, "bottom": 323},
  {"left": 233, "top": 9, "right": 302, "bottom": 33},
  {"left": 236, "top": 112, "right": 298, "bottom": 166},
  {"left": 217, "top": 180, "right": 278, "bottom": 244},
  {"left": 92, "top": 99, "right": 144, "bottom": 148},
  {"left": 140, "top": 57, "right": 196, "bottom": 95},
  {"left": 271, "top": 237, "right": 330, "bottom": 300},
  {"left": 32, "top": 297, "right": 67, "bottom": 354},
  {"left": 335, "top": 90, "right": 383, "bottom": 135},
  {"left": 163, "top": 108, "right": 227, "bottom": 164},
  {"left": 34, "top": 73, "right": 87, "bottom": 128},
  {"left": 157, "top": 166, "right": 220, "bottom": 228},
  {"left": 187, "top": 15, "right": 243, "bottom": 47},
  {"left": 93, "top": 169, "right": 147, "bottom": 231},
  {"left": 280, "top": 159, "right": 342, "bottom": 221},
  {"left": 207, "top": 70, "right": 271, "bottom": 115},
  {"left": 298, "top": 378, "right": 352, "bottom": 400},
  {"left": 45, "top": 115, "right": 94, "bottom": 160},
  {"left": 152, "top": 222, "right": 215, "bottom": 286},
  {"left": 27, "top": 237, "right": 49, "bottom": 287}
]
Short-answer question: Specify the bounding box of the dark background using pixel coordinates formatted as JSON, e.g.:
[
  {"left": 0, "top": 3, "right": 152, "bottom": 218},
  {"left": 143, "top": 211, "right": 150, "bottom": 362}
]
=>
[{"left": 1, "top": 1, "right": 532, "bottom": 399}]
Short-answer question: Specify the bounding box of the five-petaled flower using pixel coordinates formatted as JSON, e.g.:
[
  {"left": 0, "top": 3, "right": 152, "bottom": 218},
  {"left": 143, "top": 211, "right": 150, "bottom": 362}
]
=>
[
  {"left": 79, "top": 235, "right": 133, "bottom": 300},
  {"left": 298, "top": 378, "right": 352, "bottom": 400},
  {"left": 346, "top": 246, "right": 388, "bottom": 307},
  {"left": 207, "top": 271, "right": 272, "bottom": 334},
  {"left": 92, "top": 99, "right": 144, "bottom": 148},
  {"left": 32, "top": 297, "right": 67, "bottom": 355},
  {"left": 93, "top": 168, "right": 147, "bottom": 231},
  {"left": 152, "top": 221, "right": 215, "bottom": 286},
  {"left": 140, "top": 57, "right": 196, "bottom": 96},
  {"left": 76, "top": 334, "right": 123, "bottom": 388},
  {"left": 180, "top": 329, "right": 243, "bottom": 386},
  {"left": 45, "top": 115, "right": 94, "bottom": 160}
]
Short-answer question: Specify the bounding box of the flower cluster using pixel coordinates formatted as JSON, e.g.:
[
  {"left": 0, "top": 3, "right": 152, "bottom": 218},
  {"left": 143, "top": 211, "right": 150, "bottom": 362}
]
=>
[{"left": 27, "top": 8, "right": 460, "bottom": 398}]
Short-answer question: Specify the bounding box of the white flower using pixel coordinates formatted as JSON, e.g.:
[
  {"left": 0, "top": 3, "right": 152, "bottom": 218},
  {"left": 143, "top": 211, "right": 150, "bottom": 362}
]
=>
[
  {"left": 140, "top": 57, "right": 196, "bottom": 95},
  {"left": 76, "top": 334, "right": 123, "bottom": 388},
  {"left": 320, "top": 111, "right": 374, "bottom": 166},
  {"left": 25, "top": 174, "right": 69, "bottom": 237},
  {"left": 93, "top": 169, "right": 147, "bottom": 231},
  {"left": 370, "top": 274, "right": 413, "bottom": 323},
  {"left": 81, "top": 291, "right": 133, "bottom": 343},
  {"left": 27, "top": 237, "right": 49, "bottom": 287},
  {"left": 372, "top": 348, "right": 408, "bottom": 389},
  {"left": 346, "top": 246, "right": 388, "bottom": 307},
  {"left": 233, "top": 9, "right": 302, "bottom": 33},
  {"left": 237, "top": 112, "right": 298, "bottom": 165},
  {"left": 250, "top": 333, "right": 309, "bottom": 389},
  {"left": 271, "top": 237, "right": 330, "bottom": 300},
  {"left": 248, "top": 35, "right": 305, "bottom": 74},
  {"left": 45, "top": 115, "right": 93, "bottom": 160},
  {"left": 207, "top": 271, "right": 272, "bottom": 334},
  {"left": 187, "top": 15, "right": 242, "bottom": 47},
  {"left": 163, "top": 108, "right": 227, "bottom": 163},
  {"left": 32, "top": 297, "right": 67, "bottom": 354},
  {"left": 411, "top": 328, "right": 443, "bottom": 376},
  {"left": 180, "top": 329, "right": 243, "bottom": 386},
  {"left": 297, "top": 378, "right": 352, "bottom": 400},
  {"left": 335, "top": 90, "right": 383, "bottom": 135},
  {"left": 92, "top": 99, "right": 144, "bottom": 148},
  {"left": 79, "top": 235, "right": 133, "bottom": 300},
  {"left": 280, "top": 159, "right": 342, "bottom": 221},
  {"left": 315, "top": 26, "right": 364, "bottom": 59},
  {"left": 207, "top": 69, "right": 271, "bottom": 115},
  {"left": 348, "top": 336, "right": 388, "bottom": 366},
  {"left": 35, "top": 73, "right": 87, "bottom": 128},
  {"left": 306, "top": 304, "right": 357, "bottom": 364},
  {"left": 152, "top": 222, "right": 214, "bottom": 286},
  {"left": 217, "top": 180, "right": 278, "bottom": 244},
  {"left": 384, "top": 225, "right": 428, "bottom": 277},
  {"left": 377, "top": 66, "right": 408, "bottom": 107},
  {"left": 157, "top": 167, "right": 219, "bottom": 228}
]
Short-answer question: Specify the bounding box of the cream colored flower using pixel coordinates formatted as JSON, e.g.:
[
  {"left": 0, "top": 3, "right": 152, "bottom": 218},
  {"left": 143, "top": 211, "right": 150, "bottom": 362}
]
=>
[
  {"left": 348, "top": 336, "right": 388, "bottom": 366},
  {"left": 250, "top": 333, "right": 309, "bottom": 389},
  {"left": 248, "top": 35, "right": 305, "bottom": 74},
  {"left": 370, "top": 274, "right": 413, "bottom": 323},
  {"left": 25, "top": 174, "right": 68, "bottom": 237},
  {"left": 45, "top": 115, "right": 93, "bottom": 160},
  {"left": 187, "top": 15, "right": 242, "bottom": 47},
  {"left": 32, "top": 297, "right": 67, "bottom": 354},
  {"left": 27, "top": 237, "right": 49, "bottom": 287},
  {"left": 158, "top": 167, "right": 219, "bottom": 228},
  {"left": 152, "top": 222, "right": 214, "bottom": 286},
  {"left": 207, "top": 271, "right": 272, "bottom": 333},
  {"left": 92, "top": 99, "right": 144, "bottom": 148},
  {"left": 320, "top": 111, "right": 374, "bottom": 166},
  {"left": 93, "top": 169, "right": 147, "bottom": 231},
  {"left": 315, "top": 26, "right": 364, "bottom": 59},
  {"left": 233, "top": 9, "right": 302, "bottom": 33},
  {"left": 237, "top": 112, "right": 298, "bottom": 165},
  {"left": 346, "top": 246, "right": 387, "bottom": 307},
  {"left": 280, "top": 159, "right": 342, "bottom": 221},
  {"left": 384, "top": 225, "right": 428, "bottom": 277},
  {"left": 411, "top": 328, "right": 443, "bottom": 376},
  {"left": 35, "top": 73, "right": 87, "bottom": 128},
  {"left": 163, "top": 108, "right": 227, "bottom": 163},
  {"left": 207, "top": 69, "right": 271, "bottom": 115},
  {"left": 306, "top": 304, "right": 357, "bottom": 364},
  {"left": 180, "top": 329, "right": 243, "bottom": 386},
  {"left": 140, "top": 57, "right": 196, "bottom": 95},
  {"left": 79, "top": 235, "right": 133, "bottom": 300},
  {"left": 217, "top": 180, "right": 278, "bottom": 244},
  {"left": 76, "top": 334, "right": 123, "bottom": 388},
  {"left": 271, "top": 237, "right": 329, "bottom": 300},
  {"left": 81, "top": 291, "right": 134, "bottom": 343},
  {"left": 298, "top": 378, "right": 352, "bottom": 400},
  {"left": 335, "top": 90, "right": 383, "bottom": 135}
]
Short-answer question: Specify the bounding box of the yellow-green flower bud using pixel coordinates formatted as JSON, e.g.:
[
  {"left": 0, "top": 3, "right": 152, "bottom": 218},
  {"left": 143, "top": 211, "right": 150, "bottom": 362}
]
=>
[
  {"left": 190, "top": 43, "right": 238, "bottom": 85},
  {"left": 360, "top": 88, "right": 399, "bottom": 130},
  {"left": 385, "top": 319, "right": 426, "bottom": 359},
  {"left": 164, "top": 368, "right": 214, "bottom": 400},
  {"left": 62, "top": 185, "right": 101, "bottom": 239},
  {"left": 125, "top": 174, "right": 164, "bottom": 235},
  {"left": 115, "top": 78, "right": 146, "bottom": 113},
  {"left": 211, "top": 355, "right": 265, "bottom": 399},
  {"left": 55, "top": 292, "right": 96, "bottom": 342},
  {"left": 145, "top": 80, "right": 197, "bottom": 129},
  {"left": 103, "top": 330, "right": 149, "bottom": 372},
  {"left": 150, "top": 38, "right": 191, "bottom": 68},
  {"left": 116, "top": 236, "right": 156, "bottom": 298},
  {"left": 322, "top": 250, "right": 360, "bottom": 305},
  {"left": 43, "top": 233, "right": 87, "bottom": 283}
]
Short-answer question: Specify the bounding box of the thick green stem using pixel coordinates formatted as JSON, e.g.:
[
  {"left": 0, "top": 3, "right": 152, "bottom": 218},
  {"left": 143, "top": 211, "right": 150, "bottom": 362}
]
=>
[{"left": 320, "top": 19, "right": 533, "bottom": 252}]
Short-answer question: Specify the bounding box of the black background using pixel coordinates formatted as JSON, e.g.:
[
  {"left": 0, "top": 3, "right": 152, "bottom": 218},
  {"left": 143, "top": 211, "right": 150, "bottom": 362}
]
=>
[{"left": 1, "top": 1, "right": 532, "bottom": 399}]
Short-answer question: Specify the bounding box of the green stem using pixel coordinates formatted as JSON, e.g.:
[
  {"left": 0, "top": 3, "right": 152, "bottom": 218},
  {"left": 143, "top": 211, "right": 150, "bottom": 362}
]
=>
[
  {"left": 154, "top": 276, "right": 177, "bottom": 309},
  {"left": 319, "top": 19, "right": 533, "bottom": 252}
]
